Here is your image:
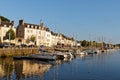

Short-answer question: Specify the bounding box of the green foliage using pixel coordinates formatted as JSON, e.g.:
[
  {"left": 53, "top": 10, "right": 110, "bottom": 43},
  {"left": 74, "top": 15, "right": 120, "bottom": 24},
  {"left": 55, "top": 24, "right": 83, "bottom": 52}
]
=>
[
  {"left": 0, "top": 16, "right": 10, "bottom": 22},
  {"left": 30, "top": 35, "right": 36, "bottom": 42},
  {"left": 81, "top": 40, "right": 89, "bottom": 47},
  {"left": 26, "top": 38, "right": 30, "bottom": 43},
  {"left": 115, "top": 44, "right": 120, "bottom": 48},
  {"left": 5, "top": 28, "right": 16, "bottom": 40}
]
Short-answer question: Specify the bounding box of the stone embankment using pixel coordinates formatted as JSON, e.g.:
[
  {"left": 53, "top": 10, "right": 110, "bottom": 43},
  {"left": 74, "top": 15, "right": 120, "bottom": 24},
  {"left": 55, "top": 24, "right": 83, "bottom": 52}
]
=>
[
  {"left": 0, "top": 48, "right": 38, "bottom": 58},
  {"left": 0, "top": 47, "right": 83, "bottom": 58}
]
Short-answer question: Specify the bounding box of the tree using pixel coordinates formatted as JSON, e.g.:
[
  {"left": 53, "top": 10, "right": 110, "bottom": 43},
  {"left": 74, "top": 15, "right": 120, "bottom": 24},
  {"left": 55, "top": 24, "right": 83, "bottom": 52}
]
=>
[
  {"left": 0, "top": 16, "right": 10, "bottom": 22},
  {"left": 81, "top": 40, "right": 89, "bottom": 47},
  {"left": 5, "top": 28, "right": 15, "bottom": 40},
  {"left": 26, "top": 37, "right": 30, "bottom": 44},
  {"left": 30, "top": 35, "right": 36, "bottom": 42}
]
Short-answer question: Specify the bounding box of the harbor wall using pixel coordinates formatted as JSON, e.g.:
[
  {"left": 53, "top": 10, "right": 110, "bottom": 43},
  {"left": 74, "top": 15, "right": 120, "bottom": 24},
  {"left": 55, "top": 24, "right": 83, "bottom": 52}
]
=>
[
  {"left": 0, "top": 48, "right": 39, "bottom": 57},
  {"left": 0, "top": 47, "right": 81, "bottom": 58}
]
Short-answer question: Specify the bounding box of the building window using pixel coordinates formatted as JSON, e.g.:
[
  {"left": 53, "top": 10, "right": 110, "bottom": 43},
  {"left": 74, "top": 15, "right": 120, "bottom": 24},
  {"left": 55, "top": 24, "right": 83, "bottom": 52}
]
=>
[
  {"left": 47, "top": 39, "right": 50, "bottom": 42},
  {"left": 27, "top": 25, "right": 30, "bottom": 28},
  {"left": 31, "top": 25, "right": 33, "bottom": 28},
  {"left": 47, "top": 34, "right": 50, "bottom": 37},
  {"left": 39, "top": 31, "right": 41, "bottom": 34},
  {"left": 41, "top": 37, "right": 44, "bottom": 39},
  {"left": 9, "top": 26, "right": 11, "bottom": 28},
  {"left": 4, "top": 25, "right": 6, "bottom": 27},
  {"left": 36, "top": 31, "right": 37, "bottom": 34},
  {"left": 38, "top": 36, "right": 40, "bottom": 39}
]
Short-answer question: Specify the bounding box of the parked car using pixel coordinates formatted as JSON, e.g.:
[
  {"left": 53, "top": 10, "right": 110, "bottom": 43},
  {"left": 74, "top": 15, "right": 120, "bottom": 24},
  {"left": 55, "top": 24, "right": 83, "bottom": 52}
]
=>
[
  {"left": 0, "top": 43, "right": 4, "bottom": 48},
  {"left": 15, "top": 44, "right": 27, "bottom": 48},
  {"left": 0, "top": 43, "right": 13, "bottom": 48},
  {"left": 21, "top": 44, "right": 27, "bottom": 48},
  {"left": 15, "top": 45, "right": 21, "bottom": 48},
  {"left": 28, "top": 45, "right": 37, "bottom": 48},
  {"left": 3, "top": 43, "right": 10, "bottom": 48}
]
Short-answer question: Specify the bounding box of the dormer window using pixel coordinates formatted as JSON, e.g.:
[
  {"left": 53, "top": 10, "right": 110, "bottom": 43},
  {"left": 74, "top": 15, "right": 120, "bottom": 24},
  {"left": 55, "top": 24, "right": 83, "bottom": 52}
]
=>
[
  {"left": 31, "top": 25, "right": 33, "bottom": 28},
  {"left": 27, "top": 25, "right": 30, "bottom": 28},
  {"left": 35, "top": 26, "right": 37, "bottom": 29},
  {"left": 9, "top": 25, "right": 11, "bottom": 28},
  {"left": 39, "top": 27, "right": 41, "bottom": 30},
  {"left": 4, "top": 25, "right": 6, "bottom": 27}
]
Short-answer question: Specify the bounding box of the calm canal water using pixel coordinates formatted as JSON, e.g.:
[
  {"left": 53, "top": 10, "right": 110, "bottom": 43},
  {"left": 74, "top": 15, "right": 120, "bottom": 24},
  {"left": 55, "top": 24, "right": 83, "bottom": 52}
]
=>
[{"left": 0, "top": 50, "right": 120, "bottom": 80}]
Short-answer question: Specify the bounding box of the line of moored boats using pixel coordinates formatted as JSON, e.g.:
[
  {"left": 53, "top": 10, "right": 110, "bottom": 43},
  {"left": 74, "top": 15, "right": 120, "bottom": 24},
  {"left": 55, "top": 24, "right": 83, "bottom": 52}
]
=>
[{"left": 13, "top": 48, "right": 118, "bottom": 62}]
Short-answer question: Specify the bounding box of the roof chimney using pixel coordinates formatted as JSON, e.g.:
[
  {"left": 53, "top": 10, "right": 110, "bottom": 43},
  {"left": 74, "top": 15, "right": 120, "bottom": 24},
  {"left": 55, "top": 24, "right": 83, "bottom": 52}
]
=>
[
  {"left": 11, "top": 21, "right": 14, "bottom": 26},
  {"left": 40, "top": 20, "right": 44, "bottom": 27},
  {"left": 40, "top": 22, "right": 44, "bottom": 27},
  {"left": 19, "top": 19, "right": 24, "bottom": 25}
]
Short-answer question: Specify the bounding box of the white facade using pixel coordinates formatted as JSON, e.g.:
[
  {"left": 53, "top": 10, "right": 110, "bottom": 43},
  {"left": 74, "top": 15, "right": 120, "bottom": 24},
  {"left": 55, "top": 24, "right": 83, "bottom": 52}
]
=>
[
  {"left": 17, "top": 20, "right": 52, "bottom": 46},
  {"left": 0, "top": 20, "right": 16, "bottom": 43},
  {"left": 51, "top": 34, "right": 56, "bottom": 47},
  {"left": 51, "top": 32, "right": 59, "bottom": 47},
  {"left": 45, "top": 31, "right": 52, "bottom": 47},
  {"left": 16, "top": 19, "right": 76, "bottom": 47}
]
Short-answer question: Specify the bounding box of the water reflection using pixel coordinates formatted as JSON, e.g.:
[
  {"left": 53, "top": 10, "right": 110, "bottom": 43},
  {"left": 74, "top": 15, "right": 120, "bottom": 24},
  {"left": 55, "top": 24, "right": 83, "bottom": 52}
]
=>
[
  {"left": 0, "top": 64, "right": 5, "bottom": 78},
  {"left": 0, "top": 50, "right": 120, "bottom": 80},
  {"left": 0, "top": 58, "right": 14, "bottom": 80},
  {"left": 22, "top": 61, "right": 52, "bottom": 77},
  {"left": 0, "top": 58, "right": 52, "bottom": 80}
]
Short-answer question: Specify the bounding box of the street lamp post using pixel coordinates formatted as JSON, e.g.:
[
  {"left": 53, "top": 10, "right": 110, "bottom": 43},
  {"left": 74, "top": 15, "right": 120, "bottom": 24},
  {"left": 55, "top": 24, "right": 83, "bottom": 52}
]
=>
[{"left": 9, "top": 32, "right": 10, "bottom": 46}]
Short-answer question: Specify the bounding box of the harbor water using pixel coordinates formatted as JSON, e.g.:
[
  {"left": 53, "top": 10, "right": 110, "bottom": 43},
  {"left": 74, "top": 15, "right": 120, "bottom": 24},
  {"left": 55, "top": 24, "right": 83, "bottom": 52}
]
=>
[{"left": 0, "top": 50, "right": 120, "bottom": 80}]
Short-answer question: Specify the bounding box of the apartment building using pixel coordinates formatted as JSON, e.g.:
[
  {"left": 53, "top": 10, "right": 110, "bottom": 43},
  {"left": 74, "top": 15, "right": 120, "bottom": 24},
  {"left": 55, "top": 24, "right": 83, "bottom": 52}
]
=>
[
  {"left": 0, "top": 16, "right": 78, "bottom": 47},
  {"left": 51, "top": 33, "right": 76, "bottom": 47},
  {"left": 15, "top": 19, "right": 77, "bottom": 47},
  {"left": 0, "top": 18, "right": 16, "bottom": 43},
  {"left": 16, "top": 19, "right": 52, "bottom": 46},
  {"left": 45, "top": 29, "right": 52, "bottom": 47},
  {"left": 51, "top": 32, "right": 56, "bottom": 47}
]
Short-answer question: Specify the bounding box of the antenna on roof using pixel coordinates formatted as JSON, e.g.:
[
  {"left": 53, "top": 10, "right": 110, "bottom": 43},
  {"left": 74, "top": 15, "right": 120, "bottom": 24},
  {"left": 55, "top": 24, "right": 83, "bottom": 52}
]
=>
[
  {"left": 40, "top": 19, "right": 44, "bottom": 28},
  {"left": 40, "top": 19, "right": 42, "bottom": 23}
]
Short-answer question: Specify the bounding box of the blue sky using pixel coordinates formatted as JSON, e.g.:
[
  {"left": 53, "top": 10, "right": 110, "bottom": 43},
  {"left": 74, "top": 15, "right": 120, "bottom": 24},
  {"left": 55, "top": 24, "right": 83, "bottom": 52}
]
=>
[{"left": 0, "top": 0, "right": 120, "bottom": 44}]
